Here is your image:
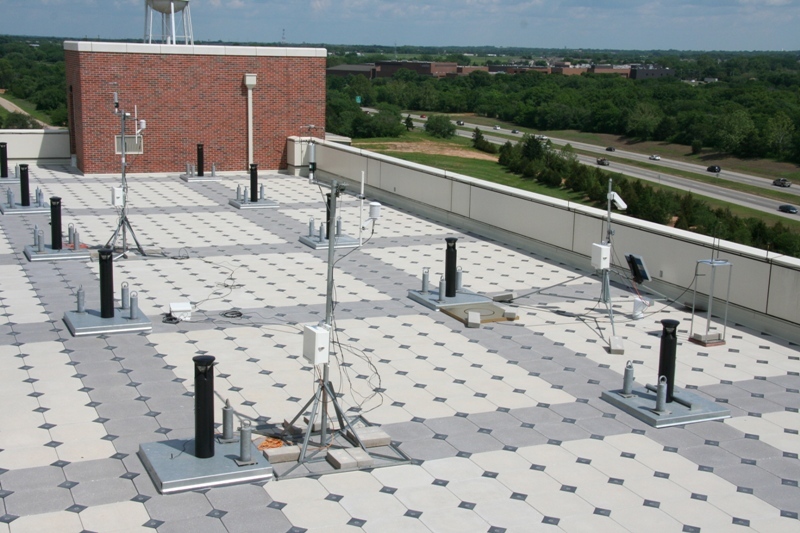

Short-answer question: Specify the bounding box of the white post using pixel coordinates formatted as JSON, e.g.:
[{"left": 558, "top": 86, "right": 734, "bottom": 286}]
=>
[
  {"left": 244, "top": 74, "right": 257, "bottom": 169},
  {"left": 359, "top": 171, "right": 365, "bottom": 245},
  {"left": 170, "top": 1, "right": 177, "bottom": 45}
]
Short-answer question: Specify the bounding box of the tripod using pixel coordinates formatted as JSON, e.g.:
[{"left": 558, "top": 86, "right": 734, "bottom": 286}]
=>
[
  {"left": 106, "top": 103, "right": 146, "bottom": 258},
  {"left": 284, "top": 180, "right": 368, "bottom": 465}
]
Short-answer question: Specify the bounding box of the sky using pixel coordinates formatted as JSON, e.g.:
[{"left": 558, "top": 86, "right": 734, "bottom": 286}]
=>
[{"left": 0, "top": 0, "right": 798, "bottom": 51}]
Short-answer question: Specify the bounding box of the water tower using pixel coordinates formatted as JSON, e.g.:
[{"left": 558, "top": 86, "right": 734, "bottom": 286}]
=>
[{"left": 144, "top": 0, "right": 194, "bottom": 45}]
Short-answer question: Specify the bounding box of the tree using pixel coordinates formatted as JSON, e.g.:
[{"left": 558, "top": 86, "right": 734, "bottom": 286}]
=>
[
  {"left": 404, "top": 114, "right": 414, "bottom": 131},
  {"left": 424, "top": 114, "right": 455, "bottom": 139},
  {"left": 713, "top": 109, "right": 755, "bottom": 153},
  {"left": 764, "top": 112, "right": 796, "bottom": 158},
  {"left": 2, "top": 111, "right": 38, "bottom": 129}
]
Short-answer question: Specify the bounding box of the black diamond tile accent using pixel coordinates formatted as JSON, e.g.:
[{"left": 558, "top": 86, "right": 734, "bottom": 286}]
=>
[
  {"left": 207, "top": 509, "right": 227, "bottom": 519},
  {"left": 458, "top": 501, "right": 476, "bottom": 510},
  {"left": 683, "top": 526, "right": 701, "bottom": 533},
  {"left": 379, "top": 486, "right": 397, "bottom": 495},
  {"left": 510, "top": 492, "right": 527, "bottom": 501},
  {"left": 51, "top": 460, "right": 70, "bottom": 468},
  {"left": 456, "top": 451, "right": 472, "bottom": 458},
  {"left": 542, "top": 516, "right": 560, "bottom": 525},
  {"left": 0, "top": 490, "right": 13, "bottom": 499},
  {"left": 488, "top": 527, "right": 506, "bottom": 533},
  {"left": 347, "top": 518, "right": 366, "bottom": 527},
  {"left": 482, "top": 471, "right": 499, "bottom": 479},
  {"left": 59, "top": 481, "right": 78, "bottom": 489},
  {"left": 66, "top": 504, "right": 86, "bottom": 513},
  {"left": 432, "top": 478, "right": 449, "bottom": 487},
  {"left": 560, "top": 485, "right": 577, "bottom": 493},
  {"left": 121, "top": 472, "right": 139, "bottom": 480},
  {"left": 690, "top": 493, "right": 707, "bottom": 501},
  {"left": 0, "top": 515, "right": 17, "bottom": 524},
  {"left": 131, "top": 494, "right": 151, "bottom": 503},
  {"left": 608, "top": 478, "right": 624, "bottom": 485},
  {"left": 654, "top": 471, "right": 670, "bottom": 479},
  {"left": 530, "top": 464, "right": 546, "bottom": 471},
  {"left": 404, "top": 510, "right": 422, "bottom": 519},
  {"left": 594, "top": 508, "right": 611, "bottom": 516},
  {"left": 143, "top": 519, "right": 164, "bottom": 528},
  {"left": 325, "top": 494, "right": 343, "bottom": 502},
  {"left": 737, "top": 486, "right": 753, "bottom": 494},
  {"left": 643, "top": 499, "right": 660, "bottom": 508}
]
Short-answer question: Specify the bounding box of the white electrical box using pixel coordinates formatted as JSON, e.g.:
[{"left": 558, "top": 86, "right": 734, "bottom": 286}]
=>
[
  {"left": 111, "top": 187, "right": 124, "bottom": 206},
  {"left": 591, "top": 243, "right": 611, "bottom": 270},
  {"left": 169, "top": 302, "right": 192, "bottom": 321},
  {"left": 303, "top": 324, "right": 330, "bottom": 365}
]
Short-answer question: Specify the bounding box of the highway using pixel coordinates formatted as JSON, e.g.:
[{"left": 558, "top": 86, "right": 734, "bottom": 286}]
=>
[{"left": 403, "top": 114, "right": 799, "bottom": 219}]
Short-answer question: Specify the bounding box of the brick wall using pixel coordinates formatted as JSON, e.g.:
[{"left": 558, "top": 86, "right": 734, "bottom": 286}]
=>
[{"left": 65, "top": 44, "right": 326, "bottom": 174}]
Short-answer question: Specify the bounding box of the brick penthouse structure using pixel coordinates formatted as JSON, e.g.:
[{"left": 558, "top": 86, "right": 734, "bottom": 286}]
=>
[{"left": 65, "top": 42, "right": 326, "bottom": 174}]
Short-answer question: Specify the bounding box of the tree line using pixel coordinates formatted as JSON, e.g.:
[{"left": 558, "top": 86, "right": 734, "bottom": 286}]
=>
[
  {"left": 493, "top": 134, "right": 800, "bottom": 257},
  {"left": 329, "top": 52, "right": 800, "bottom": 161},
  {"left": 0, "top": 36, "right": 67, "bottom": 126}
]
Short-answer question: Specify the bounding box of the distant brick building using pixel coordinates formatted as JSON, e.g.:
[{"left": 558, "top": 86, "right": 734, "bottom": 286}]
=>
[
  {"left": 375, "top": 61, "right": 458, "bottom": 78},
  {"left": 590, "top": 64, "right": 630, "bottom": 77},
  {"left": 629, "top": 66, "right": 674, "bottom": 80},
  {"left": 64, "top": 42, "right": 326, "bottom": 174},
  {"left": 326, "top": 64, "right": 379, "bottom": 79}
]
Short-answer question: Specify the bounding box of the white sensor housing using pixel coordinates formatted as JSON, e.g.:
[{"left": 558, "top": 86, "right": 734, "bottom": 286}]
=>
[
  {"left": 591, "top": 243, "right": 611, "bottom": 270},
  {"left": 368, "top": 201, "right": 381, "bottom": 220},
  {"left": 303, "top": 324, "right": 330, "bottom": 365},
  {"left": 111, "top": 187, "right": 124, "bottom": 206}
]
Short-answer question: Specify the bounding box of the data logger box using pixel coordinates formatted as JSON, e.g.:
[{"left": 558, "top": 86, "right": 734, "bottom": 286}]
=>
[
  {"left": 303, "top": 324, "right": 330, "bottom": 365},
  {"left": 591, "top": 243, "right": 611, "bottom": 270}
]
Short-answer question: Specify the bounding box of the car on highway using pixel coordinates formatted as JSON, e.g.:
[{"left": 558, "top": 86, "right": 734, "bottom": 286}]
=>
[
  {"left": 493, "top": 125, "right": 501, "bottom": 130},
  {"left": 456, "top": 120, "right": 465, "bottom": 126},
  {"left": 707, "top": 165, "right": 721, "bottom": 173},
  {"left": 420, "top": 114, "right": 427, "bottom": 119},
  {"left": 511, "top": 129, "right": 520, "bottom": 134},
  {"left": 649, "top": 155, "right": 661, "bottom": 161},
  {"left": 606, "top": 147, "right": 616, "bottom": 152},
  {"left": 773, "top": 178, "right": 792, "bottom": 187},
  {"left": 778, "top": 204, "right": 798, "bottom": 214},
  {"left": 596, "top": 158, "right": 610, "bottom": 166}
]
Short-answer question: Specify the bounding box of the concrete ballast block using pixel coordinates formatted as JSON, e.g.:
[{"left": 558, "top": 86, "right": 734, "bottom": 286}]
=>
[
  {"left": 347, "top": 426, "right": 391, "bottom": 448},
  {"left": 263, "top": 444, "right": 300, "bottom": 464},
  {"left": 326, "top": 449, "right": 357, "bottom": 470}
]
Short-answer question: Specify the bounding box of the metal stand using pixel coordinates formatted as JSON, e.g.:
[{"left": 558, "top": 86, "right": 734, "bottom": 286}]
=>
[
  {"left": 689, "top": 258, "right": 732, "bottom": 346},
  {"left": 283, "top": 180, "right": 369, "bottom": 470},
  {"left": 106, "top": 105, "right": 146, "bottom": 258},
  {"left": 601, "top": 180, "right": 624, "bottom": 354}
]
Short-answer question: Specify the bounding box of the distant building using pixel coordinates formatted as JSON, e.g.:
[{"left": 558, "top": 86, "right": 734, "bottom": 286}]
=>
[
  {"left": 590, "top": 64, "right": 630, "bottom": 77},
  {"left": 326, "top": 64, "right": 379, "bottom": 79},
  {"left": 375, "top": 61, "right": 457, "bottom": 78},
  {"left": 629, "top": 65, "right": 674, "bottom": 80},
  {"left": 551, "top": 66, "right": 588, "bottom": 76}
]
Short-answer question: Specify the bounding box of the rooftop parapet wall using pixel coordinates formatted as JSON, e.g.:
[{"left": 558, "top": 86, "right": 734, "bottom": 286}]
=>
[
  {"left": 64, "top": 41, "right": 326, "bottom": 174},
  {"left": 287, "top": 136, "right": 800, "bottom": 340}
]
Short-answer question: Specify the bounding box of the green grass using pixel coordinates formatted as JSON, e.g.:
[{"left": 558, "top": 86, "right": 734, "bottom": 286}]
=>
[
  {"left": 0, "top": 94, "right": 52, "bottom": 125},
  {"left": 443, "top": 113, "right": 800, "bottom": 182},
  {"left": 356, "top": 132, "right": 800, "bottom": 233}
]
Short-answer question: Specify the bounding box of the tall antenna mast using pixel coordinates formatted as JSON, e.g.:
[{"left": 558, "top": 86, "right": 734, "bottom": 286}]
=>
[{"left": 282, "top": 28, "right": 286, "bottom": 46}]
